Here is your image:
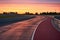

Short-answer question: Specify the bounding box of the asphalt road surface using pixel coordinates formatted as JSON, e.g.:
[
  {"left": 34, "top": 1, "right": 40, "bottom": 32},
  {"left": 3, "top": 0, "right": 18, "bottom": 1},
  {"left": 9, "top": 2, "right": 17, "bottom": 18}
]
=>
[
  {"left": 33, "top": 17, "right": 60, "bottom": 40},
  {"left": 0, "top": 16, "right": 45, "bottom": 40}
]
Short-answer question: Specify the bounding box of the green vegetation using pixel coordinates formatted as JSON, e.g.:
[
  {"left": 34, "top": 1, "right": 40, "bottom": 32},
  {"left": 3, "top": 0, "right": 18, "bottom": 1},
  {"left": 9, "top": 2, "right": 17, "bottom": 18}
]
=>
[{"left": 0, "top": 16, "right": 16, "bottom": 18}]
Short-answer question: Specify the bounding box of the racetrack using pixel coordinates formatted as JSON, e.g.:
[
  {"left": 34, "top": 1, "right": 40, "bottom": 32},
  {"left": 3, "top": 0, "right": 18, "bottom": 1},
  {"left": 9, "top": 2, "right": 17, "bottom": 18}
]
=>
[
  {"left": 0, "top": 16, "right": 45, "bottom": 40},
  {"left": 33, "top": 17, "right": 60, "bottom": 40}
]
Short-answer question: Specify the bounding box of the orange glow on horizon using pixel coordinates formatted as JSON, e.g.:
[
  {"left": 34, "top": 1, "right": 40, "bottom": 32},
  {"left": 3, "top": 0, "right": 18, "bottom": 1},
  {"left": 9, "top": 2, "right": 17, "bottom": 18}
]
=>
[{"left": 0, "top": 3, "right": 60, "bottom": 14}]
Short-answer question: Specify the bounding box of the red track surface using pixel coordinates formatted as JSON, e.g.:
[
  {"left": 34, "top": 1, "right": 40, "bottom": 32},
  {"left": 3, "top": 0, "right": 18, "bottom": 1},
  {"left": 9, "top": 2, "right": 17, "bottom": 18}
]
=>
[{"left": 33, "top": 17, "right": 60, "bottom": 40}]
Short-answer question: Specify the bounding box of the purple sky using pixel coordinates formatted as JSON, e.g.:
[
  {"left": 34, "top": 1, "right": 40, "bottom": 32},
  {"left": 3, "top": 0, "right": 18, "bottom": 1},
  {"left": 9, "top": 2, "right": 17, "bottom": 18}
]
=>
[{"left": 0, "top": 0, "right": 60, "bottom": 4}]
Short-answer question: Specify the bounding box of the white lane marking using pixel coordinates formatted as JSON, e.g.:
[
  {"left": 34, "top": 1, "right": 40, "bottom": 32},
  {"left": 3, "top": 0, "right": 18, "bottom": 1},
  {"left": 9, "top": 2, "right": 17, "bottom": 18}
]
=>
[{"left": 31, "top": 18, "right": 47, "bottom": 40}]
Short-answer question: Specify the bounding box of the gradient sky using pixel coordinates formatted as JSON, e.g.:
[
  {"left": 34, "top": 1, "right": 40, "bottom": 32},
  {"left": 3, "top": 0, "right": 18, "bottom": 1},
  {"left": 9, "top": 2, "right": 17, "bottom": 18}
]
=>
[
  {"left": 0, "top": 0, "right": 60, "bottom": 14},
  {"left": 0, "top": 0, "right": 60, "bottom": 3}
]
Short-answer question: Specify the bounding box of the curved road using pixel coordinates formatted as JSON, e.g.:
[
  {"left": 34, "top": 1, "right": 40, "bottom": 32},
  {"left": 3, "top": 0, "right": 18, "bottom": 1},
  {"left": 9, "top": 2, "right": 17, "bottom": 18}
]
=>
[
  {"left": 0, "top": 16, "right": 45, "bottom": 40},
  {"left": 33, "top": 17, "right": 60, "bottom": 40}
]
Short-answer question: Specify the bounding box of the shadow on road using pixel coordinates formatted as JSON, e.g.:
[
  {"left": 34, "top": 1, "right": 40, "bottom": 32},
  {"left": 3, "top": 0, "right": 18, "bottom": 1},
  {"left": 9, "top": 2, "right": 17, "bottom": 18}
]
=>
[{"left": 0, "top": 15, "right": 35, "bottom": 26}]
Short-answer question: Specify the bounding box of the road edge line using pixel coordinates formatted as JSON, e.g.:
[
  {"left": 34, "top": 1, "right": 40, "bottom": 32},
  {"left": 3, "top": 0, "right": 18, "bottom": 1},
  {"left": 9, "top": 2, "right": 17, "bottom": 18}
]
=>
[{"left": 31, "top": 18, "right": 47, "bottom": 40}]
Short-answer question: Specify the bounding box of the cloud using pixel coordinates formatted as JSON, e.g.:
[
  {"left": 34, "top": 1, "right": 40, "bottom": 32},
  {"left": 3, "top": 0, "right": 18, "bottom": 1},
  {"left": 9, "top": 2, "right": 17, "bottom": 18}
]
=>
[
  {"left": 37, "top": 0, "right": 60, "bottom": 3},
  {"left": 0, "top": 0, "right": 10, "bottom": 3},
  {"left": 0, "top": 0, "right": 37, "bottom": 4},
  {"left": 0, "top": 0, "right": 60, "bottom": 4}
]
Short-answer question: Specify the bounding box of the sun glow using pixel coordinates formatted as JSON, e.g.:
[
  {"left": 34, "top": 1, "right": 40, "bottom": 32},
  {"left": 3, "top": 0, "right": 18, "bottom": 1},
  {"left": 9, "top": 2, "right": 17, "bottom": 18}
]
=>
[{"left": 0, "top": 3, "right": 60, "bottom": 14}]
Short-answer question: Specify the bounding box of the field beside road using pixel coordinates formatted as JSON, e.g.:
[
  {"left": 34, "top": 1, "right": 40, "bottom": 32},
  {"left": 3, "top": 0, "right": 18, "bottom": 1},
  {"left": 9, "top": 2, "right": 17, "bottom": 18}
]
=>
[{"left": 0, "top": 15, "right": 35, "bottom": 26}]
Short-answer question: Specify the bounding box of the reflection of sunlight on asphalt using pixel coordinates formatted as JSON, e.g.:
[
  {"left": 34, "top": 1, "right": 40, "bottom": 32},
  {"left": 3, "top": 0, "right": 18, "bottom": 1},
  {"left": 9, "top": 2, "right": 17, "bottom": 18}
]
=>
[
  {"left": 53, "top": 18, "right": 60, "bottom": 29},
  {"left": 0, "top": 16, "right": 45, "bottom": 40}
]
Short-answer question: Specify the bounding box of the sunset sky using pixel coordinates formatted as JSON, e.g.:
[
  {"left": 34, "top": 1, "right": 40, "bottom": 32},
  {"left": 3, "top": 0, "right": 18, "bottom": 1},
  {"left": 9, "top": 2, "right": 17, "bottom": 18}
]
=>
[{"left": 0, "top": 0, "right": 60, "bottom": 14}]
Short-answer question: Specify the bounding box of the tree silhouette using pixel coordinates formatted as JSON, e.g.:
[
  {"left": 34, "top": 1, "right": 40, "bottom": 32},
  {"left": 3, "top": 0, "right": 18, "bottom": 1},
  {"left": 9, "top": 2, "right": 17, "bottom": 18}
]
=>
[
  {"left": 25, "top": 12, "right": 30, "bottom": 15},
  {"left": 3, "top": 12, "right": 8, "bottom": 14},
  {"left": 35, "top": 12, "right": 38, "bottom": 15}
]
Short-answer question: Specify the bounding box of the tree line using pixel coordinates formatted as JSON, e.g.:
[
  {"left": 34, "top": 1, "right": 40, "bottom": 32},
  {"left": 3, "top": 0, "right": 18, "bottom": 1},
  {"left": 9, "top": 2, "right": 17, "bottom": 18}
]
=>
[{"left": 0, "top": 12, "right": 60, "bottom": 15}]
